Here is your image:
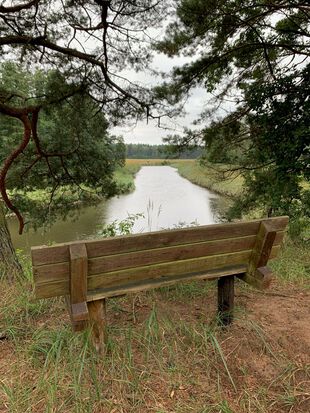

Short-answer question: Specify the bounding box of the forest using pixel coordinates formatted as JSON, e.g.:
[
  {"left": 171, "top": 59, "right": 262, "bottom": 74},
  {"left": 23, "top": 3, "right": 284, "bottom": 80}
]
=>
[{"left": 126, "top": 143, "right": 203, "bottom": 159}]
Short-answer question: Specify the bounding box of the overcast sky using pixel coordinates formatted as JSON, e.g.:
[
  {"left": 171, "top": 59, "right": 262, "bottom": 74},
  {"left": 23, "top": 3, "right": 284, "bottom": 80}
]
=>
[{"left": 112, "top": 52, "right": 210, "bottom": 145}]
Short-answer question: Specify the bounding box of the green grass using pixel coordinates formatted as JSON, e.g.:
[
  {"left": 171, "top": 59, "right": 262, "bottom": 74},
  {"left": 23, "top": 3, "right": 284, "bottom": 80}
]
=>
[
  {"left": 114, "top": 163, "right": 141, "bottom": 193},
  {"left": 170, "top": 160, "right": 244, "bottom": 198},
  {"left": 0, "top": 253, "right": 309, "bottom": 412},
  {"left": 271, "top": 238, "right": 310, "bottom": 286}
]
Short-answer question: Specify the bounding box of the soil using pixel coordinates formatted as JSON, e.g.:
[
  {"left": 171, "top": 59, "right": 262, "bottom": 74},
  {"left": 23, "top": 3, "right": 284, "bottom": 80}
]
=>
[{"left": 107, "top": 282, "right": 310, "bottom": 412}]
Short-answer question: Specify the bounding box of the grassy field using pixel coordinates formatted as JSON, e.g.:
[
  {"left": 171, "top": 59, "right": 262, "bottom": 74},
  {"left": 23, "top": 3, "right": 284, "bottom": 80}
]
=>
[
  {"left": 170, "top": 161, "right": 244, "bottom": 198},
  {"left": 1, "top": 159, "right": 309, "bottom": 412}
]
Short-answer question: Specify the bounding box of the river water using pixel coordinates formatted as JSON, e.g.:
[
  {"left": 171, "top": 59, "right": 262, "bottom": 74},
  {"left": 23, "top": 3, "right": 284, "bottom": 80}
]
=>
[{"left": 8, "top": 166, "right": 226, "bottom": 252}]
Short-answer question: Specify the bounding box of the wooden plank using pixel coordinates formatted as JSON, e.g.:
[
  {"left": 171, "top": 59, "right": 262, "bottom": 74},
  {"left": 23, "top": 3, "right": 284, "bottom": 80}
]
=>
[
  {"left": 218, "top": 276, "right": 234, "bottom": 325},
  {"left": 238, "top": 266, "right": 273, "bottom": 290},
  {"left": 33, "top": 232, "right": 285, "bottom": 285},
  {"left": 33, "top": 236, "right": 255, "bottom": 283},
  {"left": 31, "top": 216, "right": 289, "bottom": 266},
  {"left": 88, "top": 232, "right": 284, "bottom": 275},
  {"left": 249, "top": 221, "right": 277, "bottom": 273},
  {"left": 89, "top": 235, "right": 255, "bottom": 275},
  {"left": 34, "top": 245, "right": 281, "bottom": 299},
  {"left": 69, "top": 244, "right": 88, "bottom": 305},
  {"left": 36, "top": 280, "right": 69, "bottom": 300},
  {"left": 87, "top": 265, "right": 247, "bottom": 301},
  {"left": 239, "top": 221, "right": 277, "bottom": 290},
  {"left": 87, "top": 250, "right": 252, "bottom": 291},
  {"left": 31, "top": 244, "right": 70, "bottom": 267},
  {"left": 65, "top": 296, "right": 88, "bottom": 332},
  {"left": 88, "top": 299, "right": 107, "bottom": 354},
  {"left": 35, "top": 250, "right": 250, "bottom": 298},
  {"left": 68, "top": 244, "right": 89, "bottom": 324},
  {"left": 71, "top": 302, "right": 89, "bottom": 322},
  {"left": 33, "top": 261, "right": 70, "bottom": 282}
]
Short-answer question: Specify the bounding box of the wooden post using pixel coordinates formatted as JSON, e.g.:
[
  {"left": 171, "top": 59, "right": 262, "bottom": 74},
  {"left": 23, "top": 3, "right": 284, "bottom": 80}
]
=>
[
  {"left": 218, "top": 275, "right": 234, "bottom": 326},
  {"left": 88, "top": 299, "right": 107, "bottom": 354},
  {"left": 238, "top": 221, "right": 277, "bottom": 290},
  {"left": 69, "top": 244, "right": 89, "bottom": 331}
]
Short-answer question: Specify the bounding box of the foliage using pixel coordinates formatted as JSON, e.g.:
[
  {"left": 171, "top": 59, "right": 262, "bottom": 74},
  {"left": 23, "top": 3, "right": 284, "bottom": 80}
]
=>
[
  {"left": 0, "top": 62, "right": 126, "bottom": 227},
  {"left": 126, "top": 143, "right": 203, "bottom": 159},
  {"left": 0, "top": 0, "right": 170, "bottom": 122},
  {"left": 99, "top": 213, "right": 144, "bottom": 237},
  {"left": 0, "top": 0, "right": 172, "bottom": 232},
  {"left": 156, "top": 0, "right": 310, "bottom": 231}
]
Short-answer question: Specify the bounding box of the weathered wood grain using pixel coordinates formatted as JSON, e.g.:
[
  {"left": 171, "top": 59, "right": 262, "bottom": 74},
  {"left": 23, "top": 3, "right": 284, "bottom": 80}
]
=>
[
  {"left": 34, "top": 245, "right": 280, "bottom": 299},
  {"left": 33, "top": 232, "right": 284, "bottom": 286},
  {"left": 240, "top": 266, "right": 273, "bottom": 290},
  {"left": 31, "top": 216, "right": 288, "bottom": 266},
  {"left": 69, "top": 244, "right": 88, "bottom": 305},
  {"left": 218, "top": 275, "right": 234, "bottom": 325},
  {"left": 68, "top": 244, "right": 89, "bottom": 325},
  {"left": 87, "top": 250, "right": 252, "bottom": 291},
  {"left": 65, "top": 296, "right": 88, "bottom": 332},
  {"left": 239, "top": 221, "right": 277, "bottom": 289},
  {"left": 35, "top": 250, "right": 252, "bottom": 299},
  {"left": 87, "top": 265, "right": 247, "bottom": 301},
  {"left": 90, "top": 235, "right": 250, "bottom": 275},
  {"left": 88, "top": 299, "right": 107, "bottom": 354},
  {"left": 32, "top": 217, "right": 287, "bottom": 300},
  {"left": 33, "top": 261, "right": 69, "bottom": 282}
]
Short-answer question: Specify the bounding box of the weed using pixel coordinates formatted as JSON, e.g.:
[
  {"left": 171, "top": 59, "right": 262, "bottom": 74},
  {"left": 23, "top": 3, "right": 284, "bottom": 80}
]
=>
[{"left": 204, "top": 329, "right": 237, "bottom": 392}]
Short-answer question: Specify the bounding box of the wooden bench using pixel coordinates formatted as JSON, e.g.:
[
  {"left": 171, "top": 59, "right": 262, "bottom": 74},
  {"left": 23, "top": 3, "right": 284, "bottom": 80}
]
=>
[{"left": 31, "top": 216, "right": 288, "bottom": 352}]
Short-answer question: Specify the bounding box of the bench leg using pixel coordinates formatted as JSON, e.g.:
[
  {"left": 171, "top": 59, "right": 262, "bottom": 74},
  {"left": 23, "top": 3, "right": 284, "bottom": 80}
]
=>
[
  {"left": 88, "top": 299, "right": 107, "bottom": 354},
  {"left": 218, "top": 276, "right": 234, "bottom": 326}
]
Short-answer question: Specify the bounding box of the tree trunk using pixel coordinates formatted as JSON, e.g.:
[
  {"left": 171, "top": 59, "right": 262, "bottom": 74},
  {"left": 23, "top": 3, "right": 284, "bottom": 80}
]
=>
[{"left": 0, "top": 201, "right": 23, "bottom": 281}]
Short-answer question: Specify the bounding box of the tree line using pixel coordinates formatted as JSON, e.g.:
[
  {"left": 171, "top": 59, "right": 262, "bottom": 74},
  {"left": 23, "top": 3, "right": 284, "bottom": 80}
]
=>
[{"left": 126, "top": 144, "right": 203, "bottom": 159}]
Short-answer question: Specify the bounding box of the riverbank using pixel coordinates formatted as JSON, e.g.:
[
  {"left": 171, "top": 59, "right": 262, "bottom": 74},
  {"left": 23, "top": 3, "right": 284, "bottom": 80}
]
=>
[
  {"left": 171, "top": 160, "right": 244, "bottom": 198},
  {"left": 122, "top": 159, "right": 244, "bottom": 198},
  {"left": 4, "top": 164, "right": 141, "bottom": 222}
]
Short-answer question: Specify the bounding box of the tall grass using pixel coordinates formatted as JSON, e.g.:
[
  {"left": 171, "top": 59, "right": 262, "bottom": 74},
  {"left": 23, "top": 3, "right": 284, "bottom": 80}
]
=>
[
  {"left": 170, "top": 160, "right": 244, "bottom": 198},
  {"left": 271, "top": 237, "right": 310, "bottom": 286},
  {"left": 1, "top": 240, "right": 309, "bottom": 413}
]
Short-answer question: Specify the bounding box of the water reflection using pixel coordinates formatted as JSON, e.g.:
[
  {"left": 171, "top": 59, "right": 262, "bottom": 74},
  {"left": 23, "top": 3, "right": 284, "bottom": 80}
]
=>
[
  {"left": 105, "top": 166, "right": 221, "bottom": 231},
  {"left": 8, "top": 166, "right": 224, "bottom": 252}
]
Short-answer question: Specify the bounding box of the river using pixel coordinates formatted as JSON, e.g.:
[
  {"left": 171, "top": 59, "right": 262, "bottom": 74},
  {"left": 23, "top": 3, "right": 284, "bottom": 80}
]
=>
[{"left": 8, "top": 166, "right": 226, "bottom": 252}]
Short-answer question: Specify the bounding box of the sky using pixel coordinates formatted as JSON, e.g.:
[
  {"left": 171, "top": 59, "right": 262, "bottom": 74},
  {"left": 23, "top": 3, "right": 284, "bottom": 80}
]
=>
[
  {"left": 62, "top": 4, "right": 212, "bottom": 146},
  {"left": 112, "top": 51, "right": 210, "bottom": 145}
]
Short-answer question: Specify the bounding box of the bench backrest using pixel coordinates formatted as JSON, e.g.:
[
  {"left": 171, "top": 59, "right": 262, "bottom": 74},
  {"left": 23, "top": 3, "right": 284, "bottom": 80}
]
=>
[{"left": 32, "top": 216, "right": 288, "bottom": 302}]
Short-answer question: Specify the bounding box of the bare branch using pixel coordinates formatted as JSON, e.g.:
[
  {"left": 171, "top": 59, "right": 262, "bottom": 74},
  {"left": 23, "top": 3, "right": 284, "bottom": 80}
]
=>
[
  {"left": 0, "top": 0, "right": 39, "bottom": 13},
  {"left": 0, "top": 113, "right": 32, "bottom": 234}
]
